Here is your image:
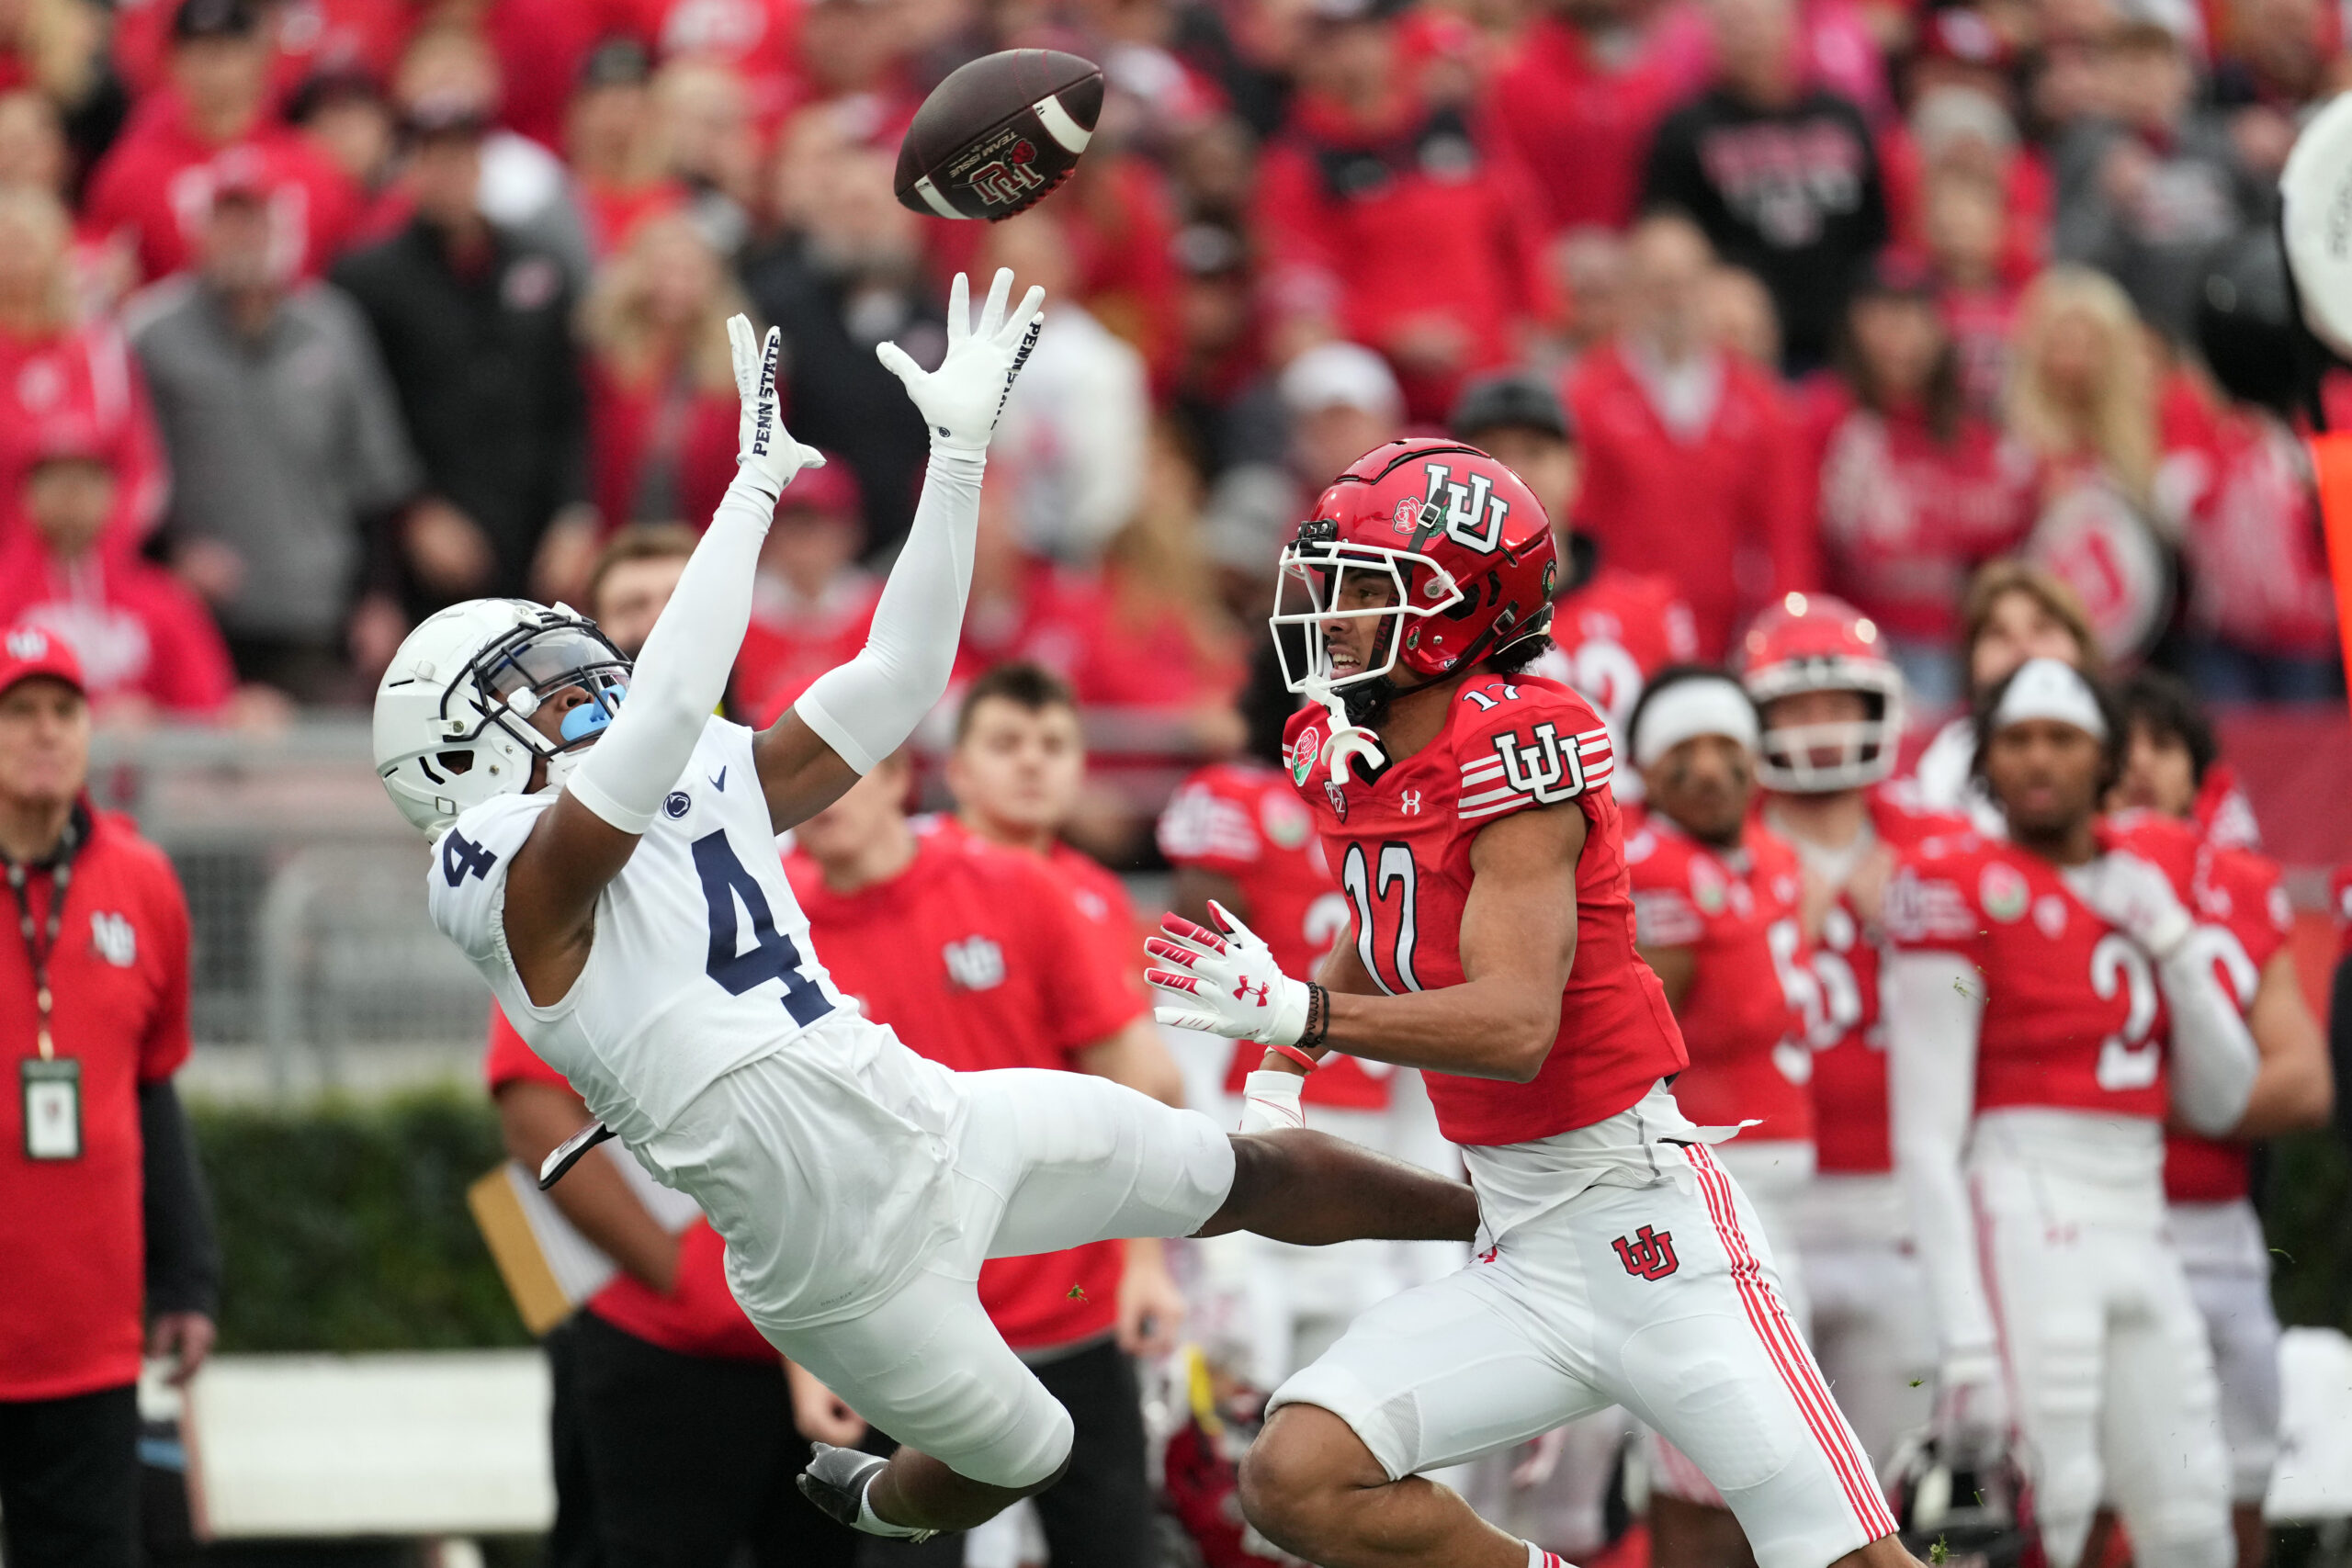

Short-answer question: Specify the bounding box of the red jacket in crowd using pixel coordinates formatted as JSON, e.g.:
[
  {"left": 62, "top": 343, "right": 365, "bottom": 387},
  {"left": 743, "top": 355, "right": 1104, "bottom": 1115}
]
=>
[
  {"left": 1487, "top": 13, "right": 1693, "bottom": 236},
  {"left": 484, "top": 1009, "right": 777, "bottom": 1362},
  {"left": 113, "top": 0, "right": 420, "bottom": 105},
  {"left": 0, "top": 807, "right": 194, "bottom": 1401},
  {"left": 1801, "top": 381, "right": 2039, "bottom": 643},
  {"left": 82, "top": 103, "right": 357, "bottom": 284},
  {"left": 584, "top": 359, "right": 743, "bottom": 537},
  {"left": 0, "top": 535, "right": 237, "bottom": 716},
  {"left": 0, "top": 323, "right": 169, "bottom": 557},
  {"left": 1566, "top": 340, "right": 1815, "bottom": 659},
  {"left": 1254, "top": 93, "right": 1552, "bottom": 419}
]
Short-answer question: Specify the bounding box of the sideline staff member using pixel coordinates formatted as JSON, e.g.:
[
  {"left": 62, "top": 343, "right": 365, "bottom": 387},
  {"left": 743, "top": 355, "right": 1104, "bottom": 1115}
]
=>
[{"left": 0, "top": 629, "right": 218, "bottom": 1568}]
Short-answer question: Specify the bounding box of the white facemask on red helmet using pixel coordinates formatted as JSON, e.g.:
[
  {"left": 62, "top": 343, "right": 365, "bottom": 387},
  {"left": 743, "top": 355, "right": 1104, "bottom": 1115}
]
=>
[{"left": 1736, "top": 592, "right": 1905, "bottom": 793}]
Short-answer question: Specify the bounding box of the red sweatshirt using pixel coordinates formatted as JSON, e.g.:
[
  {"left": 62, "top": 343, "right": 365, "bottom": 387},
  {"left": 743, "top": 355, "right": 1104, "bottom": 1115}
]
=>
[
  {"left": 83, "top": 105, "right": 357, "bottom": 284},
  {"left": 1566, "top": 340, "right": 1815, "bottom": 658}
]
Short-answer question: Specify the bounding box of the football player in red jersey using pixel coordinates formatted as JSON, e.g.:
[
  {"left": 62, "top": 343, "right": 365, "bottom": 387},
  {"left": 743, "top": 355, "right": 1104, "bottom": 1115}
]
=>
[
  {"left": 1160, "top": 647, "right": 1462, "bottom": 1389},
  {"left": 1738, "top": 593, "right": 1957, "bottom": 1482},
  {"left": 1618, "top": 666, "right": 1825, "bottom": 1563},
  {"left": 1450, "top": 371, "right": 1700, "bottom": 773},
  {"left": 1149, "top": 439, "right": 1910, "bottom": 1568},
  {"left": 2109, "top": 672, "right": 2332, "bottom": 1568},
  {"left": 1883, "top": 660, "right": 2260, "bottom": 1568}
]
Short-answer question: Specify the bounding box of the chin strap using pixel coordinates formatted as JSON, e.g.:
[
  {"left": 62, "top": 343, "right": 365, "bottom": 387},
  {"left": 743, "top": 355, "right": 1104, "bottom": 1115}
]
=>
[{"left": 1298, "top": 672, "right": 1385, "bottom": 784}]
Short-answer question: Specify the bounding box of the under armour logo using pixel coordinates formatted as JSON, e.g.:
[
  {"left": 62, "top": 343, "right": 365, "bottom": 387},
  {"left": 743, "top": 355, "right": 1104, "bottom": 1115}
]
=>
[
  {"left": 1476, "top": 1244, "right": 1499, "bottom": 1265},
  {"left": 1234, "top": 978, "right": 1269, "bottom": 1007},
  {"left": 1612, "top": 1225, "right": 1679, "bottom": 1280},
  {"left": 1400, "top": 790, "right": 1423, "bottom": 816}
]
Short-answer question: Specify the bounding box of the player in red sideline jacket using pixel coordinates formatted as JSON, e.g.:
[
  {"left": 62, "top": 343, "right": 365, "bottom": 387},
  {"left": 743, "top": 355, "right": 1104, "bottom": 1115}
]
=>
[
  {"left": 1738, "top": 592, "right": 1962, "bottom": 1483},
  {"left": 1160, "top": 645, "right": 1461, "bottom": 1390},
  {"left": 1149, "top": 439, "right": 1910, "bottom": 1568},
  {"left": 2109, "top": 671, "right": 2333, "bottom": 1568},
  {"left": 1883, "top": 660, "right": 2259, "bottom": 1568},
  {"left": 1618, "top": 666, "right": 1823, "bottom": 1563}
]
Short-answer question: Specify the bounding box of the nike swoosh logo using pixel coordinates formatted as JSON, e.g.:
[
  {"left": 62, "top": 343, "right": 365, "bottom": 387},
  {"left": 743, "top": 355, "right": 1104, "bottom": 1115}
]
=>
[{"left": 710, "top": 767, "right": 728, "bottom": 792}]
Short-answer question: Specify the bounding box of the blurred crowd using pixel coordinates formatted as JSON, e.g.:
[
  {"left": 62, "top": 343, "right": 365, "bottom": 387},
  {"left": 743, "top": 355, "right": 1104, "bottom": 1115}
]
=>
[{"left": 0, "top": 0, "right": 2346, "bottom": 752}]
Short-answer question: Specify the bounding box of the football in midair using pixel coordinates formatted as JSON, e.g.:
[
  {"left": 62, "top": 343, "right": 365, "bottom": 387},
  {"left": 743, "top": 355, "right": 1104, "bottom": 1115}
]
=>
[{"left": 894, "top": 49, "right": 1102, "bottom": 221}]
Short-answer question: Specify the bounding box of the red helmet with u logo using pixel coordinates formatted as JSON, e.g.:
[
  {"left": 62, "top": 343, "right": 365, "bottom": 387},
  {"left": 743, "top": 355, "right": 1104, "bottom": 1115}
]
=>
[{"left": 1271, "top": 437, "right": 1557, "bottom": 697}]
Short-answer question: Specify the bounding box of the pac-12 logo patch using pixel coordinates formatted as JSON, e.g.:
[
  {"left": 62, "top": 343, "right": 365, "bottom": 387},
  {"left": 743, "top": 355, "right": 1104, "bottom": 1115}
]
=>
[{"left": 1612, "top": 1225, "right": 1679, "bottom": 1280}]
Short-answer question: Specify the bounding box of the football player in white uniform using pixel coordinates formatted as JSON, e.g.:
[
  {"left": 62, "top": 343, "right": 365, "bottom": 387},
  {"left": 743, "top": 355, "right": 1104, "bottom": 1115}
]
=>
[{"left": 375, "top": 273, "right": 1480, "bottom": 1542}]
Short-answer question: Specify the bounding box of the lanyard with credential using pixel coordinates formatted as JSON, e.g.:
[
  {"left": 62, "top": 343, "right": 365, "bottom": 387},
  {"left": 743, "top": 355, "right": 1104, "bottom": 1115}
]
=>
[{"left": 6, "top": 811, "right": 84, "bottom": 1063}]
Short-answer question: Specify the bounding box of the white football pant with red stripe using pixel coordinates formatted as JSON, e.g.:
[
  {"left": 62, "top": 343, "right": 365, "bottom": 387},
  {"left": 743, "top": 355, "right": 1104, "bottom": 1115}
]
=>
[
  {"left": 1970, "top": 1113, "right": 2232, "bottom": 1568},
  {"left": 1269, "top": 1085, "right": 1898, "bottom": 1568}
]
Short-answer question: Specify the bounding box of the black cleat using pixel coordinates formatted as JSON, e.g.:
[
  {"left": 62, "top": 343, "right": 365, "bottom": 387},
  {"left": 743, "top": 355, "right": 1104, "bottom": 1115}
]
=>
[{"left": 797, "top": 1442, "right": 936, "bottom": 1541}]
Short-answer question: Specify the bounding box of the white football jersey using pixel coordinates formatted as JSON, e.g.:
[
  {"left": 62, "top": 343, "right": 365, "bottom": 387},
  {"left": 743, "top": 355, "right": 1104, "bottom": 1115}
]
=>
[{"left": 429, "top": 718, "right": 868, "bottom": 1134}]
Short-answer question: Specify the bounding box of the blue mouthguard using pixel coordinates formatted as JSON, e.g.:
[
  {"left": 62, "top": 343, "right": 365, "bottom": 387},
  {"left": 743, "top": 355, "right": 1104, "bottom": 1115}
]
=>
[{"left": 560, "top": 690, "right": 621, "bottom": 743}]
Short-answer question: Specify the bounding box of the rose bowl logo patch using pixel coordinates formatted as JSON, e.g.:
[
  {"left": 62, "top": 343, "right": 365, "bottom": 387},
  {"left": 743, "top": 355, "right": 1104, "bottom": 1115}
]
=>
[
  {"left": 1291, "top": 727, "right": 1321, "bottom": 785},
  {"left": 1980, "top": 862, "right": 2030, "bottom": 923}
]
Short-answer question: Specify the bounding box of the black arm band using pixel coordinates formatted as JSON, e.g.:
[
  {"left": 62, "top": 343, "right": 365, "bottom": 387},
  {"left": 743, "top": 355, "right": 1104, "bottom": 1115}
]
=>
[{"left": 140, "top": 1078, "right": 221, "bottom": 1318}]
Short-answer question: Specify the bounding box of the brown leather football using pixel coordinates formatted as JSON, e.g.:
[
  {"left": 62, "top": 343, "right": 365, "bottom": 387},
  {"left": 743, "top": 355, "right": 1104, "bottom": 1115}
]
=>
[{"left": 894, "top": 50, "right": 1102, "bottom": 221}]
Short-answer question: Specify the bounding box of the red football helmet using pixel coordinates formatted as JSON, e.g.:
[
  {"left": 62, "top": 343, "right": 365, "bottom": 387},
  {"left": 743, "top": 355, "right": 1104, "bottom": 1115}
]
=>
[
  {"left": 1736, "top": 592, "right": 1905, "bottom": 792},
  {"left": 1272, "top": 438, "right": 1556, "bottom": 698}
]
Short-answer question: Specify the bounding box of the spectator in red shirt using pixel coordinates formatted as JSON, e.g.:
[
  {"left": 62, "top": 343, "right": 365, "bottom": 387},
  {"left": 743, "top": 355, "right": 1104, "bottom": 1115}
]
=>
[
  {"left": 81, "top": 0, "right": 357, "bottom": 286},
  {"left": 731, "top": 460, "right": 880, "bottom": 725},
  {"left": 481, "top": 529, "right": 861, "bottom": 1567},
  {"left": 1803, "top": 254, "right": 2036, "bottom": 705},
  {"left": 0, "top": 630, "right": 217, "bottom": 1568},
  {"left": 1489, "top": 0, "right": 1692, "bottom": 236},
  {"left": 789, "top": 745, "right": 1176, "bottom": 1568},
  {"left": 1566, "top": 212, "right": 1815, "bottom": 660},
  {"left": 1920, "top": 164, "right": 2023, "bottom": 418},
  {"left": 0, "top": 0, "right": 122, "bottom": 184},
  {"left": 1252, "top": 0, "right": 1553, "bottom": 420},
  {"left": 566, "top": 38, "right": 680, "bottom": 257},
  {"left": 1451, "top": 369, "right": 1702, "bottom": 754},
  {"left": 949, "top": 467, "right": 1112, "bottom": 696},
  {"left": 0, "top": 189, "right": 169, "bottom": 559},
  {"left": 580, "top": 212, "right": 747, "bottom": 543},
  {"left": 634, "top": 0, "right": 806, "bottom": 129},
  {"left": 0, "top": 438, "right": 265, "bottom": 725}
]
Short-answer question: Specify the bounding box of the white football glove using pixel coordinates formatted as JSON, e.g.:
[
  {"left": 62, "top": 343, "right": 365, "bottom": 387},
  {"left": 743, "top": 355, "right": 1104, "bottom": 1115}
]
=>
[
  {"left": 1146, "top": 902, "right": 1311, "bottom": 1046},
  {"left": 726, "top": 314, "right": 826, "bottom": 504},
  {"left": 2075, "top": 850, "right": 2194, "bottom": 962},
  {"left": 1929, "top": 1346, "right": 2011, "bottom": 1472},
  {"left": 1238, "top": 1068, "right": 1306, "bottom": 1134},
  {"left": 876, "top": 267, "right": 1046, "bottom": 454}
]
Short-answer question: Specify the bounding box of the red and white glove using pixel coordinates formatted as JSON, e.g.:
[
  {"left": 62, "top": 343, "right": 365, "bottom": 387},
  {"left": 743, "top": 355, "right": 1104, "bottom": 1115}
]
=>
[
  {"left": 1146, "top": 902, "right": 1311, "bottom": 1047},
  {"left": 2075, "top": 851, "right": 2195, "bottom": 961}
]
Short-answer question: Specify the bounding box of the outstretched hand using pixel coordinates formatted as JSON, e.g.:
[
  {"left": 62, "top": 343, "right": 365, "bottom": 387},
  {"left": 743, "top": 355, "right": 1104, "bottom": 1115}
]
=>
[
  {"left": 1146, "top": 901, "right": 1313, "bottom": 1046},
  {"left": 876, "top": 268, "right": 1046, "bottom": 454},
  {"left": 728, "top": 314, "right": 826, "bottom": 503}
]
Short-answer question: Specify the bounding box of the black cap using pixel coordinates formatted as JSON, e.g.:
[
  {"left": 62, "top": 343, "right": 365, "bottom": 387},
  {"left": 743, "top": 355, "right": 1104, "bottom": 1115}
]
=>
[
  {"left": 1449, "top": 370, "right": 1574, "bottom": 445},
  {"left": 578, "top": 37, "right": 653, "bottom": 91},
  {"left": 174, "top": 0, "right": 261, "bottom": 41}
]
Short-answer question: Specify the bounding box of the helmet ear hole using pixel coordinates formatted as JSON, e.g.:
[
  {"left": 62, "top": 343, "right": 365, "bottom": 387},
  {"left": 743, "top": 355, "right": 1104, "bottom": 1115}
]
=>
[{"left": 437, "top": 751, "right": 476, "bottom": 775}]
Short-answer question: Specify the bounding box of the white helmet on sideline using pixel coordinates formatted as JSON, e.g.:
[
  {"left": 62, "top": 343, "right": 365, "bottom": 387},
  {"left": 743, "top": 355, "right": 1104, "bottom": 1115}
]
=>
[{"left": 372, "top": 598, "right": 632, "bottom": 838}]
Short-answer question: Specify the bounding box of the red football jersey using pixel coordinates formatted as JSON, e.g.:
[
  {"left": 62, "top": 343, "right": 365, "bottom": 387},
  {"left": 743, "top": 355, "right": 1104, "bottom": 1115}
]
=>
[
  {"left": 1624, "top": 811, "right": 1815, "bottom": 1144},
  {"left": 1285, "top": 676, "right": 1688, "bottom": 1146},
  {"left": 1532, "top": 565, "right": 1702, "bottom": 739},
  {"left": 1885, "top": 816, "right": 2203, "bottom": 1122},
  {"left": 1790, "top": 791, "right": 1973, "bottom": 1174},
  {"left": 2163, "top": 845, "right": 2293, "bottom": 1203},
  {"left": 1158, "top": 759, "right": 1389, "bottom": 1111},
  {"left": 482, "top": 1008, "right": 776, "bottom": 1363},
  {"left": 788, "top": 832, "right": 1146, "bottom": 1349}
]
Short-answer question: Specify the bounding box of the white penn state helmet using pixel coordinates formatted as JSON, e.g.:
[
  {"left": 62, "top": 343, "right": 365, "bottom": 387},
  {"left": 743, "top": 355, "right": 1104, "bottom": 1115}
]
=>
[{"left": 373, "top": 598, "right": 632, "bottom": 838}]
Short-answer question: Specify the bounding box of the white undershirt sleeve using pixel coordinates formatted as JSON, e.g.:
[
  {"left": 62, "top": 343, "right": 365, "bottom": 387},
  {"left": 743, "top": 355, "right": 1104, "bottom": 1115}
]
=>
[
  {"left": 792, "top": 445, "right": 987, "bottom": 774},
  {"left": 567, "top": 476, "right": 774, "bottom": 833},
  {"left": 2162, "top": 929, "right": 2262, "bottom": 1134},
  {"left": 1885, "top": 948, "right": 1998, "bottom": 1359}
]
